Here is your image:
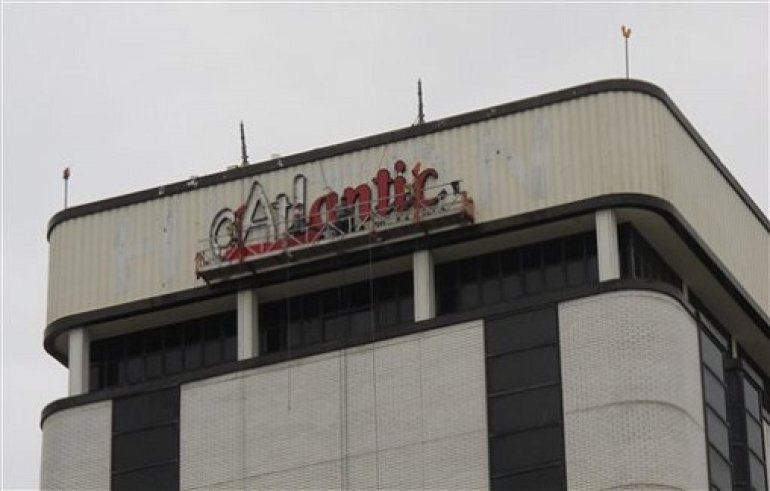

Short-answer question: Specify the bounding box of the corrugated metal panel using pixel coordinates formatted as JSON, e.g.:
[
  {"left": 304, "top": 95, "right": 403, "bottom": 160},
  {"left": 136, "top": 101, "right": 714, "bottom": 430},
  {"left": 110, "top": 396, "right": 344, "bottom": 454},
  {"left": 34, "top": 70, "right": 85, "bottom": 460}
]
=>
[
  {"left": 46, "top": 91, "right": 769, "bottom": 324},
  {"left": 661, "top": 111, "right": 769, "bottom": 312}
]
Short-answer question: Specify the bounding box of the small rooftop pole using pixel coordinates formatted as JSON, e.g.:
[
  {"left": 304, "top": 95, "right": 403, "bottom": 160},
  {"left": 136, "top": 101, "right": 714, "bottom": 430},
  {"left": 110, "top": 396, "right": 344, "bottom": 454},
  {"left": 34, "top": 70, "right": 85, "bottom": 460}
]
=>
[
  {"left": 621, "top": 25, "right": 632, "bottom": 79},
  {"left": 240, "top": 121, "right": 249, "bottom": 166},
  {"left": 417, "top": 79, "right": 425, "bottom": 124},
  {"left": 62, "top": 166, "right": 71, "bottom": 208}
]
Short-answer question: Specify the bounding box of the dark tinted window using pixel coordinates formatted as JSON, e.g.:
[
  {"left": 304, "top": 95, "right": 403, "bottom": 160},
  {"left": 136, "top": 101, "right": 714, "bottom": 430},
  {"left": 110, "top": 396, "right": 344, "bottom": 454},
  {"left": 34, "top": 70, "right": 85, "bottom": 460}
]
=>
[
  {"left": 90, "top": 311, "right": 236, "bottom": 392},
  {"left": 704, "top": 369, "right": 728, "bottom": 419},
  {"left": 564, "top": 237, "right": 586, "bottom": 286},
  {"left": 522, "top": 245, "right": 544, "bottom": 294},
  {"left": 259, "top": 271, "right": 414, "bottom": 355},
  {"left": 618, "top": 224, "right": 682, "bottom": 291},
  {"left": 436, "top": 232, "right": 597, "bottom": 317},
  {"left": 543, "top": 239, "right": 565, "bottom": 290},
  {"left": 144, "top": 330, "right": 163, "bottom": 380},
  {"left": 184, "top": 323, "right": 203, "bottom": 371},
  {"left": 726, "top": 366, "right": 767, "bottom": 490},
  {"left": 708, "top": 448, "right": 733, "bottom": 491},
  {"left": 164, "top": 328, "right": 183, "bottom": 375}
]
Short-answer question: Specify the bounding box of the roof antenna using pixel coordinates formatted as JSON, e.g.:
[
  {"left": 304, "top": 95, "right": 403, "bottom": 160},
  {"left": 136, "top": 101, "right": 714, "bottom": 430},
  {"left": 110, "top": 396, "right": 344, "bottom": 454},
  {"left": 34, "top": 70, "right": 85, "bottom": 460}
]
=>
[
  {"left": 621, "top": 25, "right": 632, "bottom": 79},
  {"left": 62, "top": 166, "right": 71, "bottom": 208},
  {"left": 417, "top": 78, "right": 425, "bottom": 124},
  {"left": 240, "top": 120, "right": 249, "bottom": 166}
]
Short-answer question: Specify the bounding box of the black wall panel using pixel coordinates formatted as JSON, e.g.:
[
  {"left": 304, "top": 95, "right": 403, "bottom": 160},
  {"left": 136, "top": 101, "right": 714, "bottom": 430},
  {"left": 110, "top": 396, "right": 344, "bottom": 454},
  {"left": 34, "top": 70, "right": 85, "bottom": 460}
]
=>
[
  {"left": 484, "top": 306, "right": 566, "bottom": 490},
  {"left": 112, "top": 387, "right": 179, "bottom": 491}
]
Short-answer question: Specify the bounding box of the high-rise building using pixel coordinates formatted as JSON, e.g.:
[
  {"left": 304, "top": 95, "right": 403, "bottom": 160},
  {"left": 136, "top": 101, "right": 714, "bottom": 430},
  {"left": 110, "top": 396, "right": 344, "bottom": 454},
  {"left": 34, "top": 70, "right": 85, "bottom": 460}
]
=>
[{"left": 41, "top": 79, "right": 769, "bottom": 490}]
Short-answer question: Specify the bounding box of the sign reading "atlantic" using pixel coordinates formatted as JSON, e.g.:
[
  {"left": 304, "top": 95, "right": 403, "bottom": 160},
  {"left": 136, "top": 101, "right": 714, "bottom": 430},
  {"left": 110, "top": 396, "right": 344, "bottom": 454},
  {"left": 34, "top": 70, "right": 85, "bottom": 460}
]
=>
[{"left": 197, "top": 160, "right": 472, "bottom": 275}]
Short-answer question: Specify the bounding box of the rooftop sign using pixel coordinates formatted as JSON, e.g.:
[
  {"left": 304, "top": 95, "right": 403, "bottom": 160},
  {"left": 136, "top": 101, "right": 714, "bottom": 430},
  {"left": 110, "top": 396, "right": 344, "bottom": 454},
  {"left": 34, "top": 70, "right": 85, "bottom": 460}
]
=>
[{"left": 195, "top": 160, "right": 474, "bottom": 282}]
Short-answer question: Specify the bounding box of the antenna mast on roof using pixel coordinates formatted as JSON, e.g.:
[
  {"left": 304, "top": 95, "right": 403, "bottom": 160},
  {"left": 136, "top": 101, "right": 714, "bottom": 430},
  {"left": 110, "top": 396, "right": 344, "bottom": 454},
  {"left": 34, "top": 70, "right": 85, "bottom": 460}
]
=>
[
  {"left": 621, "top": 25, "right": 632, "bottom": 79},
  {"left": 240, "top": 121, "right": 249, "bottom": 166},
  {"left": 417, "top": 79, "right": 425, "bottom": 124},
  {"left": 62, "top": 166, "right": 71, "bottom": 208}
]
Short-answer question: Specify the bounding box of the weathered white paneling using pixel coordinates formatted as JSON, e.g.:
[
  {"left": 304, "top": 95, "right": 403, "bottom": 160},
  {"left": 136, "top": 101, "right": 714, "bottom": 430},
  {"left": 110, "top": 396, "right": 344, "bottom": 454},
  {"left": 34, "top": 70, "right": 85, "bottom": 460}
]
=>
[
  {"left": 179, "top": 321, "right": 488, "bottom": 490},
  {"left": 40, "top": 401, "right": 111, "bottom": 490},
  {"left": 662, "top": 111, "right": 769, "bottom": 312},
  {"left": 559, "top": 291, "right": 708, "bottom": 489},
  {"left": 47, "top": 90, "right": 769, "bottom": 324}
]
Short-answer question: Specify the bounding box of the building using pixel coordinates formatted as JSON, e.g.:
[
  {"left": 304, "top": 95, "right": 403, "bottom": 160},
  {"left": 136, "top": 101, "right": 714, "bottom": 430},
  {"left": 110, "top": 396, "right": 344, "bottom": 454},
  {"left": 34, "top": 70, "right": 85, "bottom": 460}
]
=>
[{"left": 40, "top": 79, "right": 769, "bottom": 490}]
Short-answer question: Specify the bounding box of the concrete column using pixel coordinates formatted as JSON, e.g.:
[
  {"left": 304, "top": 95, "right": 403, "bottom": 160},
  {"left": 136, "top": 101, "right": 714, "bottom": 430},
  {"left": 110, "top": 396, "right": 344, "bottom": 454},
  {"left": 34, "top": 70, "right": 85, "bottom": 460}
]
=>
[
  {"left": 595, "top": 209, "right": 620, "bottom": 281},
  {"left": 68, "top": 328, "right": 89, "bottom": 396},
  {"left": 237, "top": 289, "right": 259, "bottom": 360},
  {"left": 413, "top": 250, "right": 436, "bottom": 322}
]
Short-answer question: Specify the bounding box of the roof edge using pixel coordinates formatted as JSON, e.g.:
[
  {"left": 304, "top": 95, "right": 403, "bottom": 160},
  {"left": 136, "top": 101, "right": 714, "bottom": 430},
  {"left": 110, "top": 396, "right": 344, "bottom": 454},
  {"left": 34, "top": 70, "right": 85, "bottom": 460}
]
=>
[{"left": 46, "top": 78, "right": 770, "bottom": 239}]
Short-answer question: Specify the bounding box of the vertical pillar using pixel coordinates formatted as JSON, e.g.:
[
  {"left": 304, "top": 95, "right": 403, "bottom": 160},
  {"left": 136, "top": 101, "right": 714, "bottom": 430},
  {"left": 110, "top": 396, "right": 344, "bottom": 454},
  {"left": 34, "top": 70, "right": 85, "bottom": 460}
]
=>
[
  {"left": 237, "top": 290, "right": 259, "bottom": 360},
  {"left": 413, "top": 250, "right": 436, "bottom": 322},
  {"left": 68, "top": 328, "right": 89, "bottom": 396},
  {"left": 595, "top": 209, "right": 620, "bottom": 281}
]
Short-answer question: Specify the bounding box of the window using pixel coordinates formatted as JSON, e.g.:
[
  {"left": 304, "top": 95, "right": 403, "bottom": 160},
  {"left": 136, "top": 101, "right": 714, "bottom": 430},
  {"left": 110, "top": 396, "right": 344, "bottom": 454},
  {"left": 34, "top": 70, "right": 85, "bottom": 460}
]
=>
[
  {"left": 699, "top": 327, "right": 733, "bottom": 491},
  {"left": 259, "top": 271, "right": 414, "bottom": 355},
  {"left": 696, "top": 306, "right": 768, "bottom": 491},
  {"left": 726, "top": 363, "right": 767, "bottom": 491},
  {"left": 436, "top": 232, "right": 598, "bottom": 316},
  {"left": 618, "top": 224, "right": 682, "bottom": 291},
  {"left": 90, "top": 311, "right": 236, "bottom": 392}
]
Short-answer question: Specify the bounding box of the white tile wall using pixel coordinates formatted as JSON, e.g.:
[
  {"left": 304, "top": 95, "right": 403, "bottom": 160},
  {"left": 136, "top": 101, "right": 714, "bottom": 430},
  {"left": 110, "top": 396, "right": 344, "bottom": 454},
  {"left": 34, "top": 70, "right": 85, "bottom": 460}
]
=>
[
  {"left": 40, "top": 401, "right": 111, "bottom": 490},
  {"left": 180, "top": 321, "right": 489, "bottom": 490},
  {"left": 559, "top": 290, "right": 709, "bottom": 490}
]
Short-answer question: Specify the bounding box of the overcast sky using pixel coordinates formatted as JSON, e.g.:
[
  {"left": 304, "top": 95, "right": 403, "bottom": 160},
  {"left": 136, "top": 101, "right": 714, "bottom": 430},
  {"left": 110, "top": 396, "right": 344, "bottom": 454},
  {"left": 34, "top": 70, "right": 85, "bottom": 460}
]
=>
[{"left": 2, "top": 2, "right": 768, "bottom": 488}]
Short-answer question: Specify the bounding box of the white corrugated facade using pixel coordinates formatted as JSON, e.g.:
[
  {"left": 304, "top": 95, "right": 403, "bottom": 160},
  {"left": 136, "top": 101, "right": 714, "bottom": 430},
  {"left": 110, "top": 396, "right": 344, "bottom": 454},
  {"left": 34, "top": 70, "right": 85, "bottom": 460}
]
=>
[{"left": 46, "top": 90, "right": 769, "bottom": 326}]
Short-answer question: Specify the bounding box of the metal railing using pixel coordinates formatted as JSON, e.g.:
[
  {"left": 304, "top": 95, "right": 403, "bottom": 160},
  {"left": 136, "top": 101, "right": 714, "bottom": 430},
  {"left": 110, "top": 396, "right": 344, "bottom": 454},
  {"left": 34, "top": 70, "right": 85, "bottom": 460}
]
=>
[{"left": 195, "top": 181, "right": 474, "bottom": 276}]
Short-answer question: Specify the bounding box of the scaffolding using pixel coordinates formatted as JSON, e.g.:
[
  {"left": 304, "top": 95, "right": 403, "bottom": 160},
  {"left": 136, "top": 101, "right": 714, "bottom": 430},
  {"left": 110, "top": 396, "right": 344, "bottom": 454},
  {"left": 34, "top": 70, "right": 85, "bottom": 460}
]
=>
[{"left": 195, "top": 183, "right": 475, "bottom": 284}]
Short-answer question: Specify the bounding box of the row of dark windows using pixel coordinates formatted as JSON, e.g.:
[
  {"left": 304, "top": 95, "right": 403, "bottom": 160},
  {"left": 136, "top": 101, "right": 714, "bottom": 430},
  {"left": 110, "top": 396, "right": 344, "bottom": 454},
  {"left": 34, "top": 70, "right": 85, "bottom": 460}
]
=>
[
  {"left": 90, "top": 231, "right": 601, "bottom": 391},
  {"left": 699, "top": 320, "right": 768, "bottom": 491},
  {"left": 112, "top": 388, "right": 179, "bottom": 490},
  {"left": 90, "top": 312, "right": 236, "bottom": 391},
  {"left": 726, "top": 364, "right": 767, "bottom": 491},
  {"left": 700, "top": 326, "right": 734, "bottom": 491},
  {"left": 618, "top": 223, "right": 683, "bottom": 291},
  {"left": 484, "top": 307, "right": 566, "bottom": 490},
  {"left": 436, "top": 232, "right": 598, "bottom": 316},
  {"left": 88, "top": 226, "right": 676, "bottom": 392},
  {"left": 260, "top": 271, "right": 414, "bottom": 354}
]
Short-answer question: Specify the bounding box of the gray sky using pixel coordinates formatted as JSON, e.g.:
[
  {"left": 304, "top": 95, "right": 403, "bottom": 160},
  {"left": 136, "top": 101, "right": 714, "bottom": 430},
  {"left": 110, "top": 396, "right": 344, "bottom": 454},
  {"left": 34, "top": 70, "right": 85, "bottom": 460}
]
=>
[{"left": 2, "top": 2, "right": 768, "bottom": 488}]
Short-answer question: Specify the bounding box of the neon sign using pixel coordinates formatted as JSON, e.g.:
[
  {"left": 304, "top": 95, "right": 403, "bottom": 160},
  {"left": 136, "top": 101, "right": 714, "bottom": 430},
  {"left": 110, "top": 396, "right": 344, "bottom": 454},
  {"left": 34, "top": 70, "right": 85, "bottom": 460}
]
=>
[{"left": 196, "top": 160, "right": 473, "bottom": 277}]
